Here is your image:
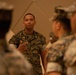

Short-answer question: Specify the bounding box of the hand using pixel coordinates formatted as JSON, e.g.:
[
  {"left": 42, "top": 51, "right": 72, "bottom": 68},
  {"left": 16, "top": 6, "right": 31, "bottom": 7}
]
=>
[{"left": 17, "top": 40, "right": 28, "bottom": 52}]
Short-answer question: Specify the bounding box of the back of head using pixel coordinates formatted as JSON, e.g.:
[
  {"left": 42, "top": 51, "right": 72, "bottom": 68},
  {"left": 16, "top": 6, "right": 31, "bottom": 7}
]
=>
[
  {"left": 0, "top": 2, "right": 13, "bottom": 37},
  {"left": 51, "top": 7, "right": 71, "bottom": 32}
]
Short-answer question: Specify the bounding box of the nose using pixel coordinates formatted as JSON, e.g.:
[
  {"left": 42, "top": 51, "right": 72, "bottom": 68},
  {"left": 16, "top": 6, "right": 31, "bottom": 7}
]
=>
[{"left": 28, "top": 20, "right": 31, "bottom": 24}]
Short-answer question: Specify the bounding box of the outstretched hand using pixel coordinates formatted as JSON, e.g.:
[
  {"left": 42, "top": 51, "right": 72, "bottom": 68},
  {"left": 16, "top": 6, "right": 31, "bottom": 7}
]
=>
[{"left": 17, "top": 40, "right": 28, "bottom": 52}]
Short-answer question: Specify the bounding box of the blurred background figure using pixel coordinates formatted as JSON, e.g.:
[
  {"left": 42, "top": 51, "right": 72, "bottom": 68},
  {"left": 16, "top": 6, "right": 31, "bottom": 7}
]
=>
[
  {"left": 9, "top": 13, "right": 46, "bottom": 75},
  {"left": 0, "top": 2, "right": 34, "bottom": 75}
]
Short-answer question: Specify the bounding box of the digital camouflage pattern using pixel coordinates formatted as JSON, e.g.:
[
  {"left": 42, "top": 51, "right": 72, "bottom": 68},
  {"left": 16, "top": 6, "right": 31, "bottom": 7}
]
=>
[
  {"left": 9, "top": 30, "right": 46, "bottom": 75},
  {"left": 0, "top": 39, "right": 34, "bottom": 75},
  {"left": 64, "top": 35, "right": 76, "bottom": 75},
  {"left": 46, "top": 33, "right": 75, "bottom": 75}
]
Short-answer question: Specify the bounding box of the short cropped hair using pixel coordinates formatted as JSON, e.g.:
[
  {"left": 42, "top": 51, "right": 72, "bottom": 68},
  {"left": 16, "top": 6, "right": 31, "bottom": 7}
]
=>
[
  {"left": 52, "top": 14, "right": 71, "bottom": 32},
  {"left": 23, "top": 13, "right": 35, "bottom": 20}
]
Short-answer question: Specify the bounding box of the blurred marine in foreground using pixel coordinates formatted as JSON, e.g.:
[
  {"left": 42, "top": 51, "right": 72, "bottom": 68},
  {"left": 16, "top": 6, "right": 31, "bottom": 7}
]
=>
[
  {"left": 58, "top": 2, "right": 76, "bottom": 75},
  {"left": 46, "top": 2, "right": 76, "bottom": 75},
  {"left": 0, "top": 2, "right": 34, "bottom": 75},
  {"left": 55, "top": 2, "right": 76, "bottom": 75}
]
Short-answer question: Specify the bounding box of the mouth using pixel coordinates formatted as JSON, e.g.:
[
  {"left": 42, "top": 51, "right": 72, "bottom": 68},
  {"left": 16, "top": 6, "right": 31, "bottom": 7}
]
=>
[{"left": 27, "top": 25, "right": 32, "bottom": 27}]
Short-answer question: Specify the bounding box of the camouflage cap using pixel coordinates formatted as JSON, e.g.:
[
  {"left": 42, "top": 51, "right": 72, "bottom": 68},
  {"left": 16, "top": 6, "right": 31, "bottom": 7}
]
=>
[
  {"left": 55, "top": 2, "right": 76, "bottom": 18},
  {"left": 49, "top": 2, "right": 76, "bottom": 21},
  {"left": 55, "top": 2, "right": 76, "bottom": 13},
  {"left": 64, "top": 2, "right": 76, "bottom": 13},
  {"left": 49, "top": 6, "right": 68, "bottom": 21},
  {"left": 50, "top": 12, "right": 68, "bottom": 22}
]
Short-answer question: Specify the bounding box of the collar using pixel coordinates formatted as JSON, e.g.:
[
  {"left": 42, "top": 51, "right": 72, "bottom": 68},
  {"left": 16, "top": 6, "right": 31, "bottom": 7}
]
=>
[
  {"left": 22, "top": 29, "right": 38, "bottom": 39},
  {"left": 59, "top": 32, "right": 73, "bottom": 40}
]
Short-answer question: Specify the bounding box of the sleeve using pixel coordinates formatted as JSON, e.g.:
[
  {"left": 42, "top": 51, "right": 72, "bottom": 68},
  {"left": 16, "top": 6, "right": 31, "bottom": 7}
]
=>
[
  {"left": 8, "top": 34, "right": 21, "bottom": 48},
  {"left": 41, "top": 36, "right": 46, "bottom": 45},
  {"left": 40, "top": 35, "right": 46, "bottom": 51},
  {"left": 46, "top": 62, "right": 62, "bottom": 73},
  {"left": 46, "top": 43, "right": 65, "bottom": 73}
]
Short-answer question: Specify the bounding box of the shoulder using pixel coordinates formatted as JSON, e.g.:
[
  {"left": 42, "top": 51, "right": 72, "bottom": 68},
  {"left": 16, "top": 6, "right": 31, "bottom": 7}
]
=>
[
  {"left": 47, "top": 38, "right": 69, "bottom": 62},
  {"left": 9, "top": 30, "right": 23, "bottom": 40},
  {"left": 64, "top": 34, "right": 75, "bottom": 42},
  {"left": 8, "top": 45, "right": 33, "bottom": 74},
  {"left": 51, "top": 39, "right": 66, "bottom": 50},
  {"left": 9, "top": 30, "right": 24, "bottom": 42},
  {"left": 52, "top": 34, "right": 75, "bottom": 50},
  {"left": 0, "top": 45, "right": 33, "bottom": 75},
  {"left": 7, "top": 45, "right": 28, "bottom": 61},
  {"left": 14, "top": 30, "right": 24, "bottom": 36}
]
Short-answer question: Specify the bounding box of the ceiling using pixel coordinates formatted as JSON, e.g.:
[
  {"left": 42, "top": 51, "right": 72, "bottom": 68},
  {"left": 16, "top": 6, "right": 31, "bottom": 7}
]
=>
[{"left": 1, "top": 0, "right": 75, "bottom": 41}]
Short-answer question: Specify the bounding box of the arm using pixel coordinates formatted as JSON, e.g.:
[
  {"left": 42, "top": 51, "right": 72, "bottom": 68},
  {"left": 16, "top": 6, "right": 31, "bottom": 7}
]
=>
[
  {"left": 8, "top": 34, "right": 20, "bottom": 48},
  {"left": 41, "top": 49, "right": 48, "bottom": 72},
  {"left": 40, "top": 36, "right": 47, "bottom": 72},
  {"left": 8, "top": 31, "right": 23, "bottom": 48},
  {"left": 45, "top": 42, "right": 64, "bottom": 75},
  {"left": 41, "top": 41, "right": 52, "bottom": 72},
  {"left": 46, "top": 62, "right": 62, "bottom": 75},
  {"left": 9, "top": 31, "right": 28, "bottom": 52}
]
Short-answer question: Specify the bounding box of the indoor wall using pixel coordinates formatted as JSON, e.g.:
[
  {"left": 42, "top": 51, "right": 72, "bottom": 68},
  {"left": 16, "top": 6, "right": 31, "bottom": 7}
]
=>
[{"left": 1, "top": 0, "right": 75, "bottom": 42}]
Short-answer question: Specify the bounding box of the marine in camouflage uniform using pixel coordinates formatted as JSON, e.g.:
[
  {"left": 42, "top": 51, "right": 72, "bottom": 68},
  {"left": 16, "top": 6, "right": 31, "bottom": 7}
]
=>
[
  {"left": 46, "top": 34, "right": 75, "bottom": 75},
  {"left": 46, "top": 8, "right": 75, "bottom": 75},
  {"left": 61, "top": 2, "right": 76, "bottom": 75},
  {"left": 9, "top": 12, "right": 46, "bottom": 75},
  {"left": 0, "top": 2, "right": 33, "bottom": 75},
  {"left": 9, "top": 30, "right": 46, "bottom": 75},
  {"left": 64, "top": 38, "right": 76, "bottom": 75},
  {"left": 0, "top": 39, "right": 34, "bottom": 75}
]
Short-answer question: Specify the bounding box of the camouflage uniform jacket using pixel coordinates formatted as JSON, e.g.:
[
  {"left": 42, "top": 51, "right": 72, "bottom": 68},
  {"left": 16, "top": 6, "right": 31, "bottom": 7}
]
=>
[
  {"left": 0, "top": 39, "right": 34, "bottom": 75},
  {"left": 46, "top": 33, "right": 75, "bottom": 75},
  {"left": 9, "top": 30, "right": 46, "bottom": 75},
  {"left": 64, "top": 34, "right": 76, "bottom": 75}
]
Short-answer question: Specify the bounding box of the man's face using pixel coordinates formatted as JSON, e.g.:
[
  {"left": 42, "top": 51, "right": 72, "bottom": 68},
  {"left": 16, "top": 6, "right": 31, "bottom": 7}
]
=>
[
  {"left": 70, "top": 12, "right": 76, "bottom": 33},
  {"left": 23, "top": 15, "right": 36, "bottom": 30}
]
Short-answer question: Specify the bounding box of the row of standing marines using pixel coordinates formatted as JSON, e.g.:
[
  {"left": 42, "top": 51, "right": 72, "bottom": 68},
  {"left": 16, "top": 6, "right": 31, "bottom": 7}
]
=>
[{"left": 0, "top": 1, "right": 76, "bottom": 75}]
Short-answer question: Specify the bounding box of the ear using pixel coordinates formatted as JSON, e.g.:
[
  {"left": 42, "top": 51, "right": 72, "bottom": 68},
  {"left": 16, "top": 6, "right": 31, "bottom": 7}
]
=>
[{"left": 56, "top": 22, "right": 61, "bottom": 30}]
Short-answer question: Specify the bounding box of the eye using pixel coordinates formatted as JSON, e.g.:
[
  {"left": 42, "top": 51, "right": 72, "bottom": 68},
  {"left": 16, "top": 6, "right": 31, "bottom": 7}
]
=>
[
  {"left": 30, "top": 18, "right": 34, "bottom": 21},
  {"left": 24, "top": 19, "right": 28, "bottom": 21}
]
